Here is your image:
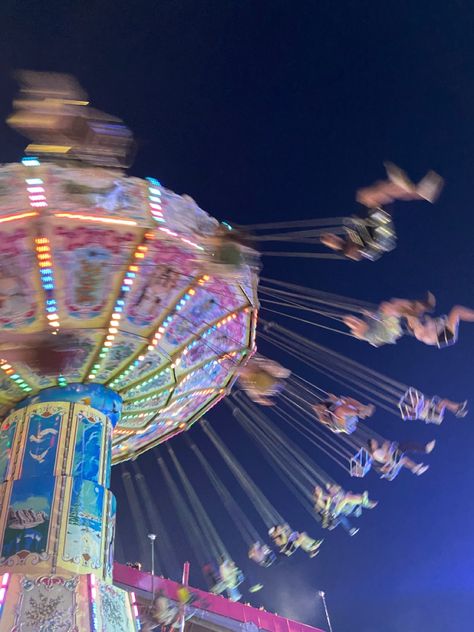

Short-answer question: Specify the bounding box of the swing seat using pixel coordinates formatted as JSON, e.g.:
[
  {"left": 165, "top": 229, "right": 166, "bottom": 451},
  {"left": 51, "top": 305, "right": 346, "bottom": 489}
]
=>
[
  {"left": 344, "top": 212, "right": 396, "bottom": 261},
  {"left": 320, "top": 409, "right": 357, "bottom": 434},
  {"left": 419, "top": 396, "right": 445, "bottom": 425},
  {"left": 350, "top": 448, "right": 373, "bottom": 478},
  {"left": 398, "top": 387, "right": 425, "bottom": 421},
  {"left": 367, "top": 208, "right": 397, "bottom": 253},
  {"left": 379, "top": 448, "right": 405, "bottom": 481}
]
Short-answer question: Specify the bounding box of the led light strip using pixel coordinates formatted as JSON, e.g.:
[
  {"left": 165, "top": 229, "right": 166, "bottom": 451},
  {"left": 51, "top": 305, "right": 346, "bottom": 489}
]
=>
[
  {"left": 88, "top": 574, "right": 98, "bottom": 632},
  {"left": 35, "top": 237, "right": 60, "bottom": 330},
  {"left": 146, "top": 177, "right": 204, "bottom": 250},
  {"left": 0, "top": 572, "right": 10, "bottom": 616},
  {"left": 147, "top": 276, "right": 208, "bottom": 352},
  {"left": 0, "top": 360, "right": 33, "bottom": 393},
  {"left": 0, "top": 211, "right": 38, "bottom": 224},
  {"left": 22, "top": 156, "right": 41, "bottom": 167},
  {"left": 157, "top": 225, "right": 204, "bottom": 251},
  {"left": 110, "top": 280, "right": 242, "bottom": 392},
  {"left": 55, "top": 212, "right": 137, "bottom": 227},
  {"left": 109, "top": 278, "right": 208, "bottom": 388},
  {"left": 146, "top": 177, "right": 165, "bottom": 223},
  {"left": 130, "top": 591, "right": 141, "bottom": 630},
  {"left": 23, "top": 158, "right": 48, "bottom": 208},
  {"left": 88, "top": 239, "right": 151, "bottom": 381}
]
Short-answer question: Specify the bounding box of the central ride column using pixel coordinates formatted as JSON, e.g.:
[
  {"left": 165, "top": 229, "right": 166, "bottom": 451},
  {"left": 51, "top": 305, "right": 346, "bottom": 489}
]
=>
[{"left": 0, "top": 383, "right": 139, "bottom": 631}]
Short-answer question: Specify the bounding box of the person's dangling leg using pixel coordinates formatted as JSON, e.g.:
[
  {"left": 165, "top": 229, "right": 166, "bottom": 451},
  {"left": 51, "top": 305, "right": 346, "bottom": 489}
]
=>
[
  {"left": 337, "top": 516, "right": 358, "bottom": 536},
  {"left": 342, "top": 398, "right": 375, "bottom": 418},
  {"left": 436, "top": 398, "right": 468, "bottom": 417},
  {"left": 446, "top": 306, "right": 474, "bottom": 337},
  {"left": 398, "top": 441, "right": 435, "bottom": 455},
  {"left": 320, "top": 233, "right": 346, "bottom": 252},
  {"left": 342, "top": 315, "right": 369, "bottom": 340},
  {"left": 400, "top": 456, "right": 429, "bottom": 475},
  {"left": 379, "top": 293, "right": 436, "bottom": 318}
]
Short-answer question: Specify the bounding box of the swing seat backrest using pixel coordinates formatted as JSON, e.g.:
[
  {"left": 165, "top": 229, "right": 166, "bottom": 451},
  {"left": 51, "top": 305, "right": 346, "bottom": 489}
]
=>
[
  {"left": 398, "top": 387, "right": 425, "bottom": 421},
  {"left": 345, "top": 213, "right": 396, "bottom": 258},
  {"left": 350, "top": 448, "right": 373, "bottom": 477},
  {"left": 379, "top": 448, "right": 405, "bottom": 481},
  {"left": 419, "top": 396, "right": 445, "bottom": 425},
  {"left": 343, "top": 221, "right": 381, "bottom": 261},
  {"left": 326, "top": 410, "right": 357, "bottom": 434}
]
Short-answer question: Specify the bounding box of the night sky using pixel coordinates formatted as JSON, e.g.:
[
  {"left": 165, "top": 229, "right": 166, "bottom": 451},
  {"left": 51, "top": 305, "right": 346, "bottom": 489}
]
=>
[{"left": 1, "top": 2, "right": 474, "bottom": 631}]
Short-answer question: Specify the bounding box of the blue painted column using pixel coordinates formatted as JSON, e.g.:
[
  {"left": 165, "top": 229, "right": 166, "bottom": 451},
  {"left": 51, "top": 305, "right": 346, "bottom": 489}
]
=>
[{"left": 0, "top": 383, "right": 121, "bottom": 582}]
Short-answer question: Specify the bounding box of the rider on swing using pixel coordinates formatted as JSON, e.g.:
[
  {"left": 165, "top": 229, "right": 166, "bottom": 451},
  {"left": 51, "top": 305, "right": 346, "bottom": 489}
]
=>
[
  {"left": 321, "top": 163, "right": 443, "bottom": 261},
  {"left": 312, "top": 394, "right": 375, "bottom": 434},
  {"left": 367, "top": 438, "right": 435, "bottom": 477},
  {"left": 239, "top": 356, "right": 291, "bottom": 406},
  {"left": 313, "top": 483, "right": 377, "bottom": 536}
]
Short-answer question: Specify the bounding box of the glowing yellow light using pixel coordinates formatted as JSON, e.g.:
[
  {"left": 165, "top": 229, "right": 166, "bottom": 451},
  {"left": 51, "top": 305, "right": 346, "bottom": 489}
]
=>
[
  {"left": 27, "top": 144, "right": 72, "bottom": 154},
  {"left": 0, "top": 211, "right": 39, "bottom": 224},
  {"left": 110, "top": 320, "right": 119, "bottom": 327},
  {"left": 134, "top": 253, "right": 145, "bottom": 259},
  {"left": 104, "top": 341, "right": 113, "bottom": 347},
  {"left": 54, "top": 213, "right": 137, "bottom": 227},
  {"left": 60, "top": 99, "right": 89, "bottom": 106}
]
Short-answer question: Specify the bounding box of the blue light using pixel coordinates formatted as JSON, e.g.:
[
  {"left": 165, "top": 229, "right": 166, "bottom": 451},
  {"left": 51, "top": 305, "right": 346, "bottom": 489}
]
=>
[
  {"left": 44, "top": 284, "right": 54, "bottom": 290},
  {"left": 46, "top": 306, "right": 57, "bottom": 313},
  {"left": 40, "top": 268, "right": 52, "bottom": 275},
  {"left": 22, "top": 156, "right": 40, "bottom": 166},
  {"left": 116, "top": 300, "right": 125, "bottom": 306},
  {"left": 146, "top": 177, "right": 161, "bottom": 186},
  {"left": 46, "top": 299, "right": 57, "bottom": 305}
]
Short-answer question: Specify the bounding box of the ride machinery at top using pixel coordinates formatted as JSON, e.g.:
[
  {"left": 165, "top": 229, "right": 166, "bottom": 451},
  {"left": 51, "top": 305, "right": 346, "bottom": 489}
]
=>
[{"left": 0, "top": 72, "right": 258, "bottom": 631}]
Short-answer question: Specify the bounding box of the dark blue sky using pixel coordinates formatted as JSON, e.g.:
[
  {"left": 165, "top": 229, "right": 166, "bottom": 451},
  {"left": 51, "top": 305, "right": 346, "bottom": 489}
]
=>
[{"left": 1, "top": 2, "right": 474, "bottom": 631}]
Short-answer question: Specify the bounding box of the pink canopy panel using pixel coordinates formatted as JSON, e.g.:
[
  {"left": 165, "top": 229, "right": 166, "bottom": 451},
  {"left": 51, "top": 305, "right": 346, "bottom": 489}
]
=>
[{"left": 0, "top": 161, "right": 258, "bottom": 463}]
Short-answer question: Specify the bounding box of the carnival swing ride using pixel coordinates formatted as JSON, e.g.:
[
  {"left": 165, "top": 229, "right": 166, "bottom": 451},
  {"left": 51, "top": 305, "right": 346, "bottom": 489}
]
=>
[{"left": 0, "top": 72, "right": 471, "bottom": 631}]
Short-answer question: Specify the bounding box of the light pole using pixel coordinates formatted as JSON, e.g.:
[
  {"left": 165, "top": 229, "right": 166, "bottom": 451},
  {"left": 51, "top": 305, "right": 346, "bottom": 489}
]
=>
[
  {"left": 318, "top": 591, "right": 334, "bottom": 632},
  {"left": 148, "top": 533, "right": 157, "bottom": 601}
]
